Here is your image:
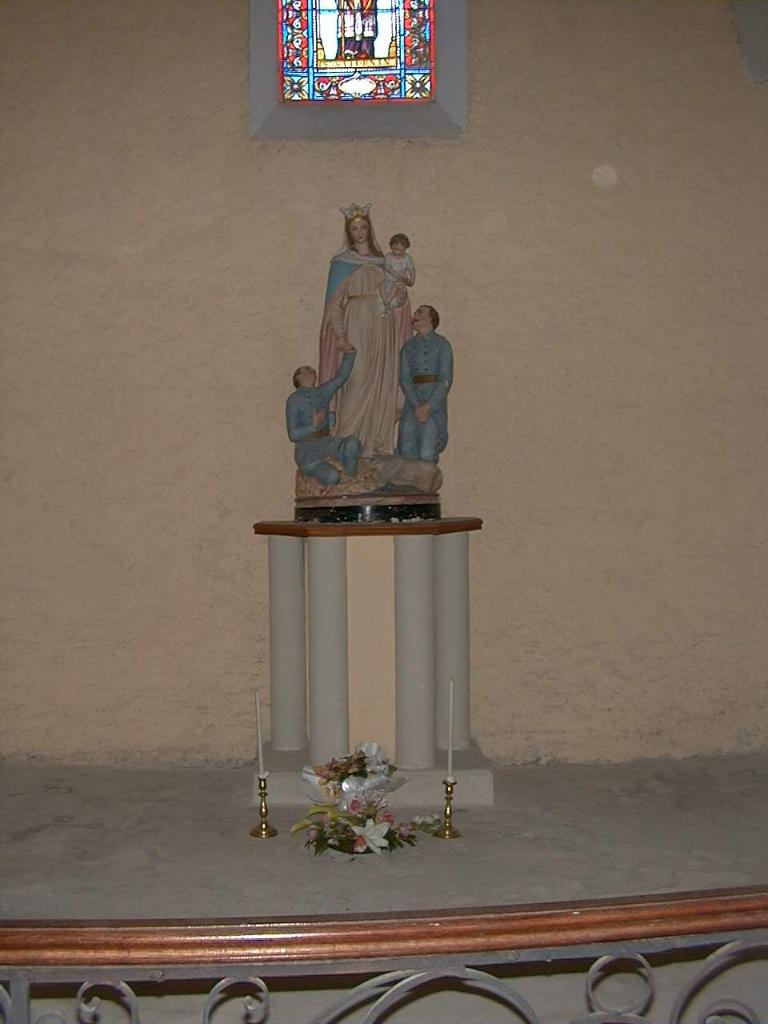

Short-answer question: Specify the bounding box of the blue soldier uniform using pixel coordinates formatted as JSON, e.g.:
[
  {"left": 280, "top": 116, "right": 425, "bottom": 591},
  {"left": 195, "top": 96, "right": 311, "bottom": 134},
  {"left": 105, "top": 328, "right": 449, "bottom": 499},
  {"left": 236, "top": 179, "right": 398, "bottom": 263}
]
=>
[
  {"left": 396, "top": 331, "right": 453, "bottom": 463},
  {"left": 287, "top": 351, "right": 361, "bottom": 486}
]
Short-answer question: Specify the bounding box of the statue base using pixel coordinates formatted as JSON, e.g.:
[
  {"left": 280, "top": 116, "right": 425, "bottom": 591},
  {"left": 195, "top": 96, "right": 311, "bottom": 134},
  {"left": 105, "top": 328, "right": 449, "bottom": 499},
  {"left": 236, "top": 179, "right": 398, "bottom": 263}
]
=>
[
  {"left": 295, "top": 493, "right": 440, "bottom": 524},
  {"left": 295, "top": 455, "right": 443, "bottom": 522}
]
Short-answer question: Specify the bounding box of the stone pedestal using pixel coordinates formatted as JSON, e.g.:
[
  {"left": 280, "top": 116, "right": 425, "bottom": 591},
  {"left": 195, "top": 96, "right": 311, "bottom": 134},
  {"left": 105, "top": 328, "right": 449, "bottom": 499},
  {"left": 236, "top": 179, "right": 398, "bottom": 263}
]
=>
[
  {"left": 257, "top": 741, "right": 495, "bottom": 807},
  {"left": 253, "top": 517, "right": 482, "bottom": 775}
]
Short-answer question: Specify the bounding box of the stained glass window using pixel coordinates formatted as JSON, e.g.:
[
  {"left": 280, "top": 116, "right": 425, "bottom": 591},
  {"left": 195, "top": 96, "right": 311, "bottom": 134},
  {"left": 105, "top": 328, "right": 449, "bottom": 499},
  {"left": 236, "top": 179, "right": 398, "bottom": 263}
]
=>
[{"left": 278, "top": 1, "right": 435, "bottom": 103}]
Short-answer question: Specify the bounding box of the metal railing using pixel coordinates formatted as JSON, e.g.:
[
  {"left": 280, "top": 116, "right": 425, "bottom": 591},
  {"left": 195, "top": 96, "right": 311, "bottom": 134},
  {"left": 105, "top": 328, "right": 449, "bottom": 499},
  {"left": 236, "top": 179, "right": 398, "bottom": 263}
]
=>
[{"left": 2, "top": 886, "right": 767, "bottom": 1022}]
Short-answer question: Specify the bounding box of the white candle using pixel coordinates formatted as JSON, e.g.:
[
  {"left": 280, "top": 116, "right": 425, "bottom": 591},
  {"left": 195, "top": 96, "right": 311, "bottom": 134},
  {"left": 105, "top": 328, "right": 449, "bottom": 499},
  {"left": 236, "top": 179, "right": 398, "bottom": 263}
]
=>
[
  {"left": 447, "top": 678, "right": 455, "bottom": 782},
  {"left": 256, "top": 689, "right": 266, "bottom": 777}
]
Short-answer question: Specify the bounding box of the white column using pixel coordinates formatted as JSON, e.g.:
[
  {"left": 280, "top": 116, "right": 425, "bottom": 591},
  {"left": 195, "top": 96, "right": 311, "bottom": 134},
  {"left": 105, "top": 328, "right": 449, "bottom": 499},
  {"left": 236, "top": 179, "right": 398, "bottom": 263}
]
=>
[
  {"left": 307, "top": 536, "right": 349, "bottom": 763},
  {"left": 394, "top": 534, "right": 435, "bottom": 769},
  {"left": 347, "top": 536, "right": 396, "bottom": 758},
  {"left": 435, "top": 531, "right": 471, "bottom": 751},
  {"left": 268, "top": 536, "right": 307, "bottom": 750}
]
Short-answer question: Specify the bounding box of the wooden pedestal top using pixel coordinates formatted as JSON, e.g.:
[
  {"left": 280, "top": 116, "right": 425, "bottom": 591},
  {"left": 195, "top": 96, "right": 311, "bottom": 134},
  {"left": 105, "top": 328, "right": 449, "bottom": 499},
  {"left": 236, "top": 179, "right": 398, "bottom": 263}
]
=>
[{"left": 254, "top": 517, "right": 483, "bottom": 538}]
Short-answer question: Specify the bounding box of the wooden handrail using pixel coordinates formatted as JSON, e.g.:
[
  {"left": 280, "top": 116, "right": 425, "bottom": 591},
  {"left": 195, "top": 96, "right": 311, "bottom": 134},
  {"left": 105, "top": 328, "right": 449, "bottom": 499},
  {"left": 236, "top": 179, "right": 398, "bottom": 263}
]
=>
[{"left": 2, "top": 887, "right": 767, "bottom": 967}]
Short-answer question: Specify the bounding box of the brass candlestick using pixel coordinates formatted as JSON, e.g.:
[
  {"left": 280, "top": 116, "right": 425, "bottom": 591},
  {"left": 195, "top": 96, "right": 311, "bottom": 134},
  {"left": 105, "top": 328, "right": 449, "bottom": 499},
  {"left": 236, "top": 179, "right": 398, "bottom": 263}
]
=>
[
  {"left": 250, "top": 774, "right": 278, "bottom": 838},
  {"left": 435, "top": 777, "right": 461, "bottom": 839}
]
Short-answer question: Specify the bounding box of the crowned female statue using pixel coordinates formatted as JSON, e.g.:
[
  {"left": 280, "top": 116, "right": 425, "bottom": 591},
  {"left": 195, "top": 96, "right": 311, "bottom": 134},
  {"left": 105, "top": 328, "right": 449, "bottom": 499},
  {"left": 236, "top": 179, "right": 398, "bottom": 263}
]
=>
[{"left": 318, "top": 203, "right": 412, "bottom": 458}]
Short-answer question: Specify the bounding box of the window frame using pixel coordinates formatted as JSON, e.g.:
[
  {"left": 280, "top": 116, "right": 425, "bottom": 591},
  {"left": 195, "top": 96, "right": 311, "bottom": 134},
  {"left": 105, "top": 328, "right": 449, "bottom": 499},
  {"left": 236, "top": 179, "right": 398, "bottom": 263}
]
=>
[{"left": 250, "top": 0, "right": 467, "bottom": 138}]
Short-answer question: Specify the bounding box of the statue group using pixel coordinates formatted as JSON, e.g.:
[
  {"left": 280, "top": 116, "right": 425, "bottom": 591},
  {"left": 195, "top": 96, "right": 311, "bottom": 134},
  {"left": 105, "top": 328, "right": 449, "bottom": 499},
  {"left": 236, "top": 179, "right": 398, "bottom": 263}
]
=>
[{"left": 287, "top": 203, "right": 453, "bottom": 521}]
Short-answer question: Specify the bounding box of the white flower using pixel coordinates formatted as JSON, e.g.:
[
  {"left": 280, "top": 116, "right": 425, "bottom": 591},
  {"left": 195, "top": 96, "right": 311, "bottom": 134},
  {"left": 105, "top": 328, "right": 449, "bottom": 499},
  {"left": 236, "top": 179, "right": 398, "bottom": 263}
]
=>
[{"left": 350, "top": 817, "right": 390, "bottom": 854}]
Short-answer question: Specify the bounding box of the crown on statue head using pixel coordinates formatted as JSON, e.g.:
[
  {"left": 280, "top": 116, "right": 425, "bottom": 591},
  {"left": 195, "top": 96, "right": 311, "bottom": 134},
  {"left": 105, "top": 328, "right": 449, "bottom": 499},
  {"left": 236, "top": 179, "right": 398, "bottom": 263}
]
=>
[{"left": 341, "top": 201, "right": 372, "bottom": 222}]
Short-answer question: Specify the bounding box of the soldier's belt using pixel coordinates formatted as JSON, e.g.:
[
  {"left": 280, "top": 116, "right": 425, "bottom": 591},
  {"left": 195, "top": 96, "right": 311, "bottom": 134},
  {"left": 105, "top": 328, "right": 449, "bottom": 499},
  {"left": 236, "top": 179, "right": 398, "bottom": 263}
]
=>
[
  {"left": 304, "top": 429, "right": 329, "bottom": 441},
  {"left": 413, "top": 374, "right": 439, "bottom": 383}
]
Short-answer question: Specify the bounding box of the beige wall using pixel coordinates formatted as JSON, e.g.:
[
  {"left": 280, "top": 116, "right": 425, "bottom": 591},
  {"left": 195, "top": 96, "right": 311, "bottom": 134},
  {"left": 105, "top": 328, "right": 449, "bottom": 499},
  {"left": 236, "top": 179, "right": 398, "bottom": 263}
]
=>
[{"left": 1, "top": 1, "right": 766, "bottom": 765}]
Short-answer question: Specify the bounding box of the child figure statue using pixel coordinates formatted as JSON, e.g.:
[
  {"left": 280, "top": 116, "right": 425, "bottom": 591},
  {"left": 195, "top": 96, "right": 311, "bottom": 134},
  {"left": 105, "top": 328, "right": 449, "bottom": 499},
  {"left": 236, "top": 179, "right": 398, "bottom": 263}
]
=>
[{"left": 378, "top": 232, "right": 415, "bottom": 318}]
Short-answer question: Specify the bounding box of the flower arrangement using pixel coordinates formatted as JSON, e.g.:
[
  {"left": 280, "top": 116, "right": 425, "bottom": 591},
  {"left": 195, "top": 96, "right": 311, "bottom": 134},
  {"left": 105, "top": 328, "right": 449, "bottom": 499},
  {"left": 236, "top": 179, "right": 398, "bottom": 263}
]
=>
[
  {"left": 292, "top": 796, "right": 440, "bottom": 856},
  {"left": 293, "top": 742, "right": 440, "bottom": 856},
  {"left": 301, "top": 741, "right": 404, "bottom": 809}
]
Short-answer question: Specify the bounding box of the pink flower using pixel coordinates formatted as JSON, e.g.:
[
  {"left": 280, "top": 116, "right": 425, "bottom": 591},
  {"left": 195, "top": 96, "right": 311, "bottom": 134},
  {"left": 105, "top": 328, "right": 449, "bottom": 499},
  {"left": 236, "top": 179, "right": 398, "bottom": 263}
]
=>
[
  {"left": 373, "top": 801, "right": 394, "bottom": 825},
  {"left": 348, "top": 798, "right": 364, "bottom": 815},
  {"left": 353, "top": 834, "right": 368, "bottom": 853},
  {"left": 399, "top": 823, "right": 414, "bottom": 838},
  {"left": 308, "top": 827, "right": 318, "bottom": 841}
]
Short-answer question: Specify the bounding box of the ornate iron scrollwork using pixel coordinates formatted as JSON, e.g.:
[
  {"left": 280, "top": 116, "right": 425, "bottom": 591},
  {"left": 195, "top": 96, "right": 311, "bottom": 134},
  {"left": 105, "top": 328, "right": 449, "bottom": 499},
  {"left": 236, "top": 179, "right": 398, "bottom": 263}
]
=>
[
  {"left": 311, "top": 966, "right": 542, "bottom": 1024},
  {"left": 0, "top": 987, "right": 13, "bottom": 1024},
  {"left": 202, "top": 977, "right": 269, "bottom": 1024},
  {"left": 668, "top": 939, "right": 768, "bottom": 1024},
  {"left": 76, "top": 981, "right": 140, "bottom": 1024}
]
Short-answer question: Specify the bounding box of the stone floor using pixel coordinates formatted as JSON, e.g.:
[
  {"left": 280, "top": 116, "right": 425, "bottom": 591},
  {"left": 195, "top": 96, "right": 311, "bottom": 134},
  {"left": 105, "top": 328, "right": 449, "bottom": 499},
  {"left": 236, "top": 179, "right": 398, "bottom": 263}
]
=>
[{"left": 1, "top": 752, "right": 767, "bottom": 921}]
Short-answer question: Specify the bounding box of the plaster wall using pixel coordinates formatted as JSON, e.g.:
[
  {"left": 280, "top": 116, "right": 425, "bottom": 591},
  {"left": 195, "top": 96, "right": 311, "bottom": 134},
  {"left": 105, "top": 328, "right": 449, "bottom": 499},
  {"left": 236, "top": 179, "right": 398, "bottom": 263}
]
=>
[{"left": 1, "top": 0, "right": 766, "bottom": 765}]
